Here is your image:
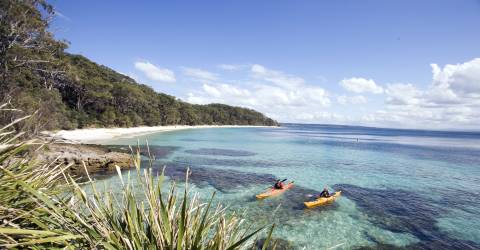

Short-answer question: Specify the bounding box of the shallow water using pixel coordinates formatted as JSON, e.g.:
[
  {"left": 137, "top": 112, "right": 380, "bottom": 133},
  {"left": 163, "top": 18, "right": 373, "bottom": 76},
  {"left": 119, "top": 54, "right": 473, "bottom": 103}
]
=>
[{"left": 94, "top": 124, "right": 480, "bottom": 249}]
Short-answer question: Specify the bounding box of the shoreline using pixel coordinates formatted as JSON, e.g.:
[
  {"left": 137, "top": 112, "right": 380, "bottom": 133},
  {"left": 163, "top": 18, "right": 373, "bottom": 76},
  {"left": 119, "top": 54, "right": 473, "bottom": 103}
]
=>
[{"left": 42, "top": 125, "right": 276, "bottom": 144}]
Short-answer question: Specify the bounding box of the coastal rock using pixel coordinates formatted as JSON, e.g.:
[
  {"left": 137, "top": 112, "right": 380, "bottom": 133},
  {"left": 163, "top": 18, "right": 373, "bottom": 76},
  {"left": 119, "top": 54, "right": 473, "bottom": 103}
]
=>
[{"left": 38, "top": 143, "right": 132, "bottom": 175}]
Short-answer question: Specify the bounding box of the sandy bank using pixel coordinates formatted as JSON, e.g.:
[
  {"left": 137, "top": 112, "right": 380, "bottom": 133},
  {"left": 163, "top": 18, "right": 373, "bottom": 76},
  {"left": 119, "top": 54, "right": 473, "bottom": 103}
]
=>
[{"left": 43, "top": 125, "right": 274, "bottom": 143}]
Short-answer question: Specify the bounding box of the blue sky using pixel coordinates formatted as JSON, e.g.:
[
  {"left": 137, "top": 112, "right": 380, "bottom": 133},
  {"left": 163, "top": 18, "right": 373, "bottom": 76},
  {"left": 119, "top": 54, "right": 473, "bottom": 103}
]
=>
[{"left": 52, "top": 0, "right": 480, "bottom": 129}]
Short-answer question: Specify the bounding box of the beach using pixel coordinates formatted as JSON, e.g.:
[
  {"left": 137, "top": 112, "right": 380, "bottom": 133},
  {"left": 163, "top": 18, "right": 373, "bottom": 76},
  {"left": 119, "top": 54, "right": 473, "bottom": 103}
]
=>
[{"left": 42, "top": 125, "right": 275, "bottom": 143}]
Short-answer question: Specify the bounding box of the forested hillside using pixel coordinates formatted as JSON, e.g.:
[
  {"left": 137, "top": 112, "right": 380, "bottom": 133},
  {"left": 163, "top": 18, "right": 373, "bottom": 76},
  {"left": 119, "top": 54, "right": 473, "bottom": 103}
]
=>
[
  {"left": 0, "top": 0, "right": 278, "bottom": 133},
  {"left": 58, "top": 54, "right": 278, "bottom": 128}
]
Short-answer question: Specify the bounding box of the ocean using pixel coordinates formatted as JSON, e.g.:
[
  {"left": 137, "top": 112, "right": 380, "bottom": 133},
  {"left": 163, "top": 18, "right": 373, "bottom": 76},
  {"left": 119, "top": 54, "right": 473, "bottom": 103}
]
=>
[{"left": 94, "top": 124, "right": 480, "bottom": 249}]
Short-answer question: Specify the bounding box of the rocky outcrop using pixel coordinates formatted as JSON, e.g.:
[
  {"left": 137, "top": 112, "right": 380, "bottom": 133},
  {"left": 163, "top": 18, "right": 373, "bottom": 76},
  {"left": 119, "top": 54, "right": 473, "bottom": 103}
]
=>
[{"left": 38, "top": 143, "right": 132, "bottom": 175}]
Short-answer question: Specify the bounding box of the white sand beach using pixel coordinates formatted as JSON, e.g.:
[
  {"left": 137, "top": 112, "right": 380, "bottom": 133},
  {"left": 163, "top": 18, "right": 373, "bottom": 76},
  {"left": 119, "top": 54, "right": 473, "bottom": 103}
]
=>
[{"left": 43, "top": 125, "right": 274, "bottom": 143}]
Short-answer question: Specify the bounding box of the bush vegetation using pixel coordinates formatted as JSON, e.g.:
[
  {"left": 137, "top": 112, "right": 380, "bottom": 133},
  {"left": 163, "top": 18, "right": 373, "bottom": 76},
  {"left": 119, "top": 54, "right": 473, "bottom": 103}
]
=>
[{"left": 0, "top": 111, "right": 274, "bottom": 249}]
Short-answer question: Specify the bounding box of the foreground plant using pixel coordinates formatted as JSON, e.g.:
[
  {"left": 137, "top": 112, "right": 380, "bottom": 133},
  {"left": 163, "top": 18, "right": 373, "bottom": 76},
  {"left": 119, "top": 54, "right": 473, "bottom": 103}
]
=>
[{"left": 0, "top": 112, "right": 273, "bottom": 249}]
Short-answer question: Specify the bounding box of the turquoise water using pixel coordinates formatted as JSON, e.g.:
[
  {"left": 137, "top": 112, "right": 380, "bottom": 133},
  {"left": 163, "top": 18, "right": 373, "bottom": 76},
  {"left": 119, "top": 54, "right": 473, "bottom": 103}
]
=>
[{"left": 94, "top": 124, "right": 480, "bottom": 249}]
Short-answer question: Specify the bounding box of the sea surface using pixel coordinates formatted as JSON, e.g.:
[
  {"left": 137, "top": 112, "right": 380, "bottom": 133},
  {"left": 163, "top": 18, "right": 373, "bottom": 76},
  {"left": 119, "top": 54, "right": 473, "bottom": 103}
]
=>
[{"left": 93, "top": 124, "right": 480, "bottom": 249}]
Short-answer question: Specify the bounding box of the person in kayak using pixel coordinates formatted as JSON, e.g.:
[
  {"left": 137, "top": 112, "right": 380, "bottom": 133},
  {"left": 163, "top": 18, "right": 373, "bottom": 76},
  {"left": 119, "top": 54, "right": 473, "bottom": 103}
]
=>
[
  {"left": 318, "top": 187, "right": 330, "bottom": 198},
  {"left": 274, "top": 179, "right": 285, "bottom": 189}
]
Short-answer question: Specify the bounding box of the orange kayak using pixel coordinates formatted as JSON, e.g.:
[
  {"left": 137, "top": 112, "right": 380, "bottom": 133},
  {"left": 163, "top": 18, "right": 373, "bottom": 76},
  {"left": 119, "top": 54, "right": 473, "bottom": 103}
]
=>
[{"left": 256, "top": 182, "right": 294, "bottom": 199}]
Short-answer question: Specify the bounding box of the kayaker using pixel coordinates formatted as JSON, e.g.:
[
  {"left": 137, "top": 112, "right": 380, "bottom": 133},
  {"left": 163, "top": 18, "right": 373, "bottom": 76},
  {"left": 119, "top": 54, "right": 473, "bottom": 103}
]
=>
[
  {"left": 318, "top": 187, "right": 330, "bottom": 198},
  {"left": 274, "top": 179, "right": 284, "bottom": 189}
]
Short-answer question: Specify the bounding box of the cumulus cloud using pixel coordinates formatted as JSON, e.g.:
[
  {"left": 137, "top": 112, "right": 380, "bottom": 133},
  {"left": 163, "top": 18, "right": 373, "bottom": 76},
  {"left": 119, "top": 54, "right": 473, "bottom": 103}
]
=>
[
  {"left": 186, "top": 64, "right": 331, "bottom": 122},
  {"left": 383, "top": 58, "right": 480, "bottom": 108},
  {"left": 430, "top": 58, "right": 480, "bottom": 98},
  {"left": 182, "top": 67, "right": 218, "bottom": 81},
  {"left": 363, "top": 58, "right": 480, "bottom": 129},
  {"left": 340, "top": 77, "right": 383, "bottom": 94},
  {"left": 385, "top": 83, "right": 422, "bottom": 105},
  {"left": 134, "top": 61, "right": 176, "bottom": 83},
  {"left": 186, "top": 83, "right": 255, "bottom": 107}
]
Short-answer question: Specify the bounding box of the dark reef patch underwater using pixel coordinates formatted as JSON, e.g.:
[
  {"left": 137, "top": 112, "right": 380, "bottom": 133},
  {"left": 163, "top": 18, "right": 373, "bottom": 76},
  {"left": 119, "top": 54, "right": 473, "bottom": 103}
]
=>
[
  {"left": 151, "top": 160, "right": 276, "bottom": 192},
  {"left": 151, "top": 160, "right": 336, "bottom": 221},
  {"left": 172, "top": 156, "right": 283, "bottom": 168},
  {"left": 334, "top": 184, "right": 480, "bottom": 249}
]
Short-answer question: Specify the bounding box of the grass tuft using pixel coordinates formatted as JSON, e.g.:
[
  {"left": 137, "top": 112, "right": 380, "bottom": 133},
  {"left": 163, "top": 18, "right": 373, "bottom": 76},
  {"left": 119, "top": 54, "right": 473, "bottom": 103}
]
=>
[{"left": 0, "top": 110, "right": 273, "bottom": 249}]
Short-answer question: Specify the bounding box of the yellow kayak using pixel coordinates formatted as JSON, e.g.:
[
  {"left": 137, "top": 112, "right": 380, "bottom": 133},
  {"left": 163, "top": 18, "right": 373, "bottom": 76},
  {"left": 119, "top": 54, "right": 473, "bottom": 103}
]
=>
[
  {"left": 256, "top": 182, "right": 294, "bottom": 199},
  {"left": 304, "top": 191, "right": 341, "bottom": 208}
]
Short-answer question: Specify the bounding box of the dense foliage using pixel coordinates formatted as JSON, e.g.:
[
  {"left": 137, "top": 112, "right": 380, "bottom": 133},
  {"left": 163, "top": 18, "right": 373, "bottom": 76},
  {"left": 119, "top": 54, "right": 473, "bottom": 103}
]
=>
[{"left": 0, "top": 0, "right": 278, "bottom": 133}]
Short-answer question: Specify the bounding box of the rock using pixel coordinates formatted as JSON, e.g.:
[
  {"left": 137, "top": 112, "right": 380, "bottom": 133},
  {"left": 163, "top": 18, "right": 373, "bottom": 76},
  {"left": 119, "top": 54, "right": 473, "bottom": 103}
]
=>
[{"left": 36, "top": 143, "right": 133, "bottom": 176}]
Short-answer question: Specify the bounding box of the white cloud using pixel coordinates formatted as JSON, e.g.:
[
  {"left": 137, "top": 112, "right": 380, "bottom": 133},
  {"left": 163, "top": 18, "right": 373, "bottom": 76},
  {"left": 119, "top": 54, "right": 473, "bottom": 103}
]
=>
[
  {"left": 183, "top": 58, "right": 480, "bottom": 129},
  {"left": 202, "top": 84, "right": 222, "bottom": 97},
  {"left": 186, "top": 64, "right": 331, "bottom": 123},
  {"left": 251, "top": 64, "right": 305, "bottom": 89},
  {"left": 383, "top": 58, "right": 480, "bottom": 108},
  {"left": 362, "top": 58, "right": 480, "bottom": 129},
  {"left": 430, "top": 58, "right": 480, "bottom": 98},
  {"left": 293, "top": 112, "right": 348, "bottom": 124},
  {"left": 337, "top": 95, "right": 367, "bottom": 105},
  {"left": 340, "top": 77, "right": 384, "bottom": 94},
  {"left": 134, "top": 61, "right": 176, "bottom": 83},
  {"left": 182, "top": 67, "right": 218, "bottom": 81},
  {"left": 385, "top": 83, "right": 422, "bottom": 105}
]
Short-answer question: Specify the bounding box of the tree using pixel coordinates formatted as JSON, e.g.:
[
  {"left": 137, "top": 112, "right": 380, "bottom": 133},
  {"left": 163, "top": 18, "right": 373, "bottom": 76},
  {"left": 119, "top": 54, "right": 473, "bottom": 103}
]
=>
[
  {"left": 0, "top": 0, "right": 67, "bottom": 90},
  {"left": 0, "top": 0, "right": 68, "bottom": 134}
]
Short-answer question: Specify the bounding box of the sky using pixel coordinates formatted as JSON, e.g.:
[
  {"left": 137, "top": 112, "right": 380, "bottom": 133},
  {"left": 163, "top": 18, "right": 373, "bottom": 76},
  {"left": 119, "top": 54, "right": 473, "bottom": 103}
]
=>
[{"left": 51, "top": 0, "right": 480, "bottom": 130}]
